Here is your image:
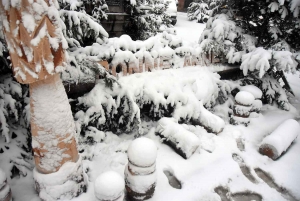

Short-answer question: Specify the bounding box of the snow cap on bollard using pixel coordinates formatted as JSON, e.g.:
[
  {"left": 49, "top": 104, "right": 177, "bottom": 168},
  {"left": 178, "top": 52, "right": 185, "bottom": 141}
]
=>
[
  {"left": 235, "top": 91, "right": 255, "bottom": 106},
  {"left": 94, "top": 171, "right": 125, "bottom": 201},
  {"left": 240, "top": 85, "right": 262, "bottom": 99},
  {"left": 127, "top": 137, "right": 157, "bottom": 167}
]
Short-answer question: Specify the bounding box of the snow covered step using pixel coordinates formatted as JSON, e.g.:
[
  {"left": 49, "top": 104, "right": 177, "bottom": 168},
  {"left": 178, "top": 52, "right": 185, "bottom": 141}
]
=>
[
  {"left": 259, "top": 119, "right": 300, "bottom": 160},
  {"left": 94, "top": 171, "right": 125, "bottom": 201},
  {"left": 0, "top": 169, "right": 12, "bottom": 201},
  {"left": 125, "top": 138, "right": 157, "bottom": 200},
  {"left": 156, "top": 118, "right": 200, "bottom": 159}
]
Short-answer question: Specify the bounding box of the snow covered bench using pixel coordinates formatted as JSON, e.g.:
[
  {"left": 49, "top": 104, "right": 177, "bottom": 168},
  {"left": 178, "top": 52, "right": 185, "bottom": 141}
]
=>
[
  {"left": 259, "top": 119, "right": 300, "bottom": 160},
  {"left": 156, "top": 118, "right": 200, "bottom": 159}
]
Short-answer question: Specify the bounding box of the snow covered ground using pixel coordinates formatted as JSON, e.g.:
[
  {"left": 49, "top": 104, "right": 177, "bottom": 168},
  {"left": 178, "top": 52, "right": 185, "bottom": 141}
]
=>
[
  {"left": 6, "top": 12, "right": 300, "bottom": 201},
  {"left": 174, "top": 12, "right": 206, "bottom": 45}
]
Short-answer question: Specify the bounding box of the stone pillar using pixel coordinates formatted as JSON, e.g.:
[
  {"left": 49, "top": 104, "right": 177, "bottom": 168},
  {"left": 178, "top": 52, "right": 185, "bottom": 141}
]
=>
[
  {"left": 230, "top": 91, "right": 254, "bottom": 126},
  {"left": 0, "top": 169, "right": 11, "bottom": 201},
  {"left": 125, "top": 138, "right": 157, "bottom": 201}
]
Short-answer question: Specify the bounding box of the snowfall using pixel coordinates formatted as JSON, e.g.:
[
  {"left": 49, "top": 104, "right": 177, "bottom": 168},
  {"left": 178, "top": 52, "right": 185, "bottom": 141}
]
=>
[{"left": 5, "top": 12, "right": 300, "bottom": 201}]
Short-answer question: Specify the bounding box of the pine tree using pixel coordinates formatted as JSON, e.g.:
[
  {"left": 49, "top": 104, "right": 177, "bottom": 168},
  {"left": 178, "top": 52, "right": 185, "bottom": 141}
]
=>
[{"left": 125, "top": 0, "right": 173, "bottom": 40}]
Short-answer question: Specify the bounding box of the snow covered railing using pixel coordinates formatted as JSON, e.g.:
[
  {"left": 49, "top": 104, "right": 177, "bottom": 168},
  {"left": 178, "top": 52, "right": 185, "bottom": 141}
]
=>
[
  {"left": 104, "top": 55, "right": 202, "bottom": 77},
  {"left": 86, "top": 33, "right": 221, "bottom": 78}
]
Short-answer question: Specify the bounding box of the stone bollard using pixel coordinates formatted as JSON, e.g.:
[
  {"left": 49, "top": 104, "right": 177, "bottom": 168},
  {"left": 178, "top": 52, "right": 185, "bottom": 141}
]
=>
[
  {"left": 230, "top": 91, "right": 255, "bottom": 126},
  {"left": 0, "top": 169, "right": 12, "bottom": 201},
  {"left": 94, "top": 171, "right": 125, "bottom": 201},
  {"left": 125, "top": 137, "right": 157, "bottom": 201},
  {"left": 259, "top": 119, "right": 299, "bottom": 160},
  {"left": 240, "top": 85, "right": 263, "bottom": 113}
]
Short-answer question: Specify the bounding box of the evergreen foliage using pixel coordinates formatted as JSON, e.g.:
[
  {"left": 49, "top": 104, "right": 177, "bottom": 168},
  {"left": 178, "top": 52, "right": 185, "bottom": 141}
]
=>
[
  {"left": 199, "top": 0, "right": 300, "bottom": 110},
  {"left": 125, "top": 0, "right": 173, "bottom": 40}
]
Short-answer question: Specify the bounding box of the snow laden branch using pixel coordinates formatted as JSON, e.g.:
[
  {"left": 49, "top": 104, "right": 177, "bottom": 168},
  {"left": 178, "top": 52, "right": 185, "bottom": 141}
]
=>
[
  {"left": 59, "top": 9, "right": 108, "bottom": 45},
  {"left": 240, "top": 47, "right": 297, "bottom": 78}
]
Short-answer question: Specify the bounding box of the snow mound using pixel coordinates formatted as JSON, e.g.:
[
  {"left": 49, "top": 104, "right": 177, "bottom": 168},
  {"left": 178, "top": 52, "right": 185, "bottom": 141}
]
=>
[
  {"left": 0, "top": 168, "right": 6, "bottom": 189},
  {"left": 240, "top": 85, "right": 262, "bottom": 99},
  {"left": 127, "top": 137, "right": 157, "bottom": 167},
  {"left": 260, "top": 119, "right": 299, "bottom": 158},
  {"left": 235, "top": 91, "right": 255, "bottom": 106},
  {"left": 94, "top": 171, "right": 124, "bottom": 200},
  {"left": 156, "top": 118, "right": 200, "bottom": 158}
]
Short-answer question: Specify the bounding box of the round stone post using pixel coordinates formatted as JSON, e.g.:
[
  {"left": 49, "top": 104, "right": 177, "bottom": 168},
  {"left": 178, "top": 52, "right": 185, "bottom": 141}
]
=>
[
  {"left": 94, "top": 171, "right": 125, "bottom": 201},
  {"left": 0, "top": 169, "right": 12, "bottom": 201},
  {"left": 0, "top": 1, "right": 86, "bottom": 200},
  {"left": 230, "top": 91, "right": 255, "bottom": 126},
  {"left": 125, "top": 137, "right": 157, "bottom": 201}
]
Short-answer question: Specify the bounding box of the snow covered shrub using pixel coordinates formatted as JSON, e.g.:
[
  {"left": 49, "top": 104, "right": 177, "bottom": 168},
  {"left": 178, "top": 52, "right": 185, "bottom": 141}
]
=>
[
  {"left": 239, "top": 73, "right": 291, "bottom": 111},
  {"left": 73, "top": 80, "right": 140, "bottom": 136},
  {"left": 199, "top": 0, "right": 300, "bottom": 65},
  {"left": 58, "top": 0, "right": 108, "bottom": 24},
  {"left": 125, "top": 0, "right": 173, "bottom": 40},
  {"left": 0, "top": 75, "right": 32, "bottom": 180},
  {"left": 200, "top": 0, "right": 300, "bottom": 110},
  {"left": 199, "top": 13, "right": 256, "bottom": 63},
  {"left": 187, "top": 1, "right": 210, "bottom": 23}
]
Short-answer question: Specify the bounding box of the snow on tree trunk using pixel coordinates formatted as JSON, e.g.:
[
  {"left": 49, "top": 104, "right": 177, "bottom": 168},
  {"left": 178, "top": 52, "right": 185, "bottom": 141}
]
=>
[
  {"left": 0, "top": 1, "right": 86, "bottom": 200},
  {"left": 125, "top": 138, "right": 157, "bottom": 201},
  {"left": 30, "top": 74, "right": 87, "bottom": 200},
  {"left": 259, "top": 119, "right": 300, "bottom": 160},
  {"left": 0, "top": 169, "right": 11, "bottom": 201},
  {"left": 30, "top": 74, "right": 78, "bottom": 173}
]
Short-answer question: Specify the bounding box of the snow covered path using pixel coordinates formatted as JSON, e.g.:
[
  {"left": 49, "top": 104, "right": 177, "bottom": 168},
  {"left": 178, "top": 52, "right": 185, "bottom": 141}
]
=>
[{"left": 174, "top": 12, "right": 206, "bottom": 45}]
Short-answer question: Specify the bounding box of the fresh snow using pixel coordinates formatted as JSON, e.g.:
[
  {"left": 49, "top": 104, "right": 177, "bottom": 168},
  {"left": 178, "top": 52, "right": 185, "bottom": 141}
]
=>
[
  {"left": 260, "top": 119, "right": 299, "bottom": 157},
  {"left": 235, "top": 91, "right": 255, "bottom": 106},
  {"left": 127, "top": 137, "right": 157, "bottom": 167},
  {"left": 94, "top": 171, "right": 124, "bottom": 200},
  {"left": 3, "top": 11, "right": 300, "bottom": 201},
  {"left": 240, "top": 85, "right": 263, "bottom": 99}
]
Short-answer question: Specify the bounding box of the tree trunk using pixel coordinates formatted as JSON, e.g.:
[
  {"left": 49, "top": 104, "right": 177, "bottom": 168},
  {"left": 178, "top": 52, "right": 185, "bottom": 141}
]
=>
[{"left": 30, "top": 74, "right": 87, "bottom": 200}]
